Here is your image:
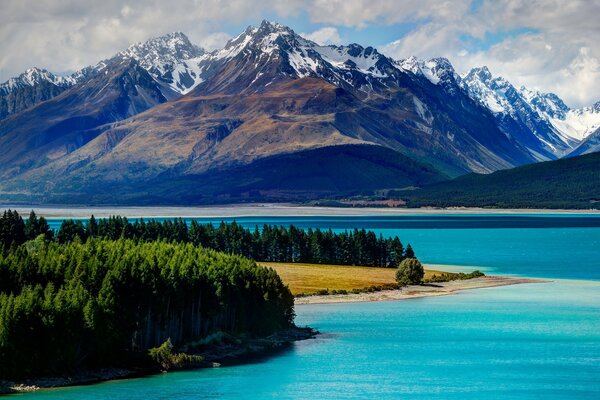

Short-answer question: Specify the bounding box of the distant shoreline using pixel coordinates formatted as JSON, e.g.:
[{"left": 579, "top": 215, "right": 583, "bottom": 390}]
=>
[
  {"left": 2, "top": 203, "right": 599, "bottom": 218},
  {"left": 295, "top": 276, "right": 548, "bottom": 305}
]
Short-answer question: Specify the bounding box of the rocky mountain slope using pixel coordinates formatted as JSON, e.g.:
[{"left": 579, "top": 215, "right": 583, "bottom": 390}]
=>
[
  {"left": 0, "top": 32, "right": 204, "bottom": 120},
  {"left": 0, "top": 58, "right": 167, "bottom": 180}
]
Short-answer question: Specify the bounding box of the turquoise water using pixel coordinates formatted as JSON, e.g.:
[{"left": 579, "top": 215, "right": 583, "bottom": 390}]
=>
[
  {"left": 17, "top": 214, "right": 600, "bottom": 399},
  {"left": 13, "top": 281, "right": 600, "bottom": 399},
  {"left": 47, "top": 214, "right": 600, "bottom": 279}
]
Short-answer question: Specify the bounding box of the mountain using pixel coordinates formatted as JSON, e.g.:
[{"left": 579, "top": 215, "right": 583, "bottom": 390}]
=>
[
  {"left": 0, "top": 58, "right": 167, "bottom": 179},
  {"left": 398, "top": 151, "right": 600, "bottom": 209},
  {"left": 559, "top": 102, "right": 600, "bottom": 156},
  {"left": 0, "top": 20, "right": 598, "bottom": 205},
  {"left": 396, "top": 56, "right": 462, "bottom": 95},
  {"left": 532, "top": 98, "right": 600, "bottom": 143},
  {"left": 0, "top": 68, "right": 77, "bottom": 120},
  {"left": 570, "top": 124, "right": 600, "bottom": 156},
  {"left": 0, "top": 21, "right": 548, "bottom": 204},
  {"left": 460, "top": 66, "right": 600, "bottom": 159},
  {"left": 460, "top": 66, "right": 575, "bottom": 159},
  {"left": 113, "top": 31, "right": 205, "bottom": 97},
  {"left": 0, "top": 32, "right": 204, "bottom": 120}
]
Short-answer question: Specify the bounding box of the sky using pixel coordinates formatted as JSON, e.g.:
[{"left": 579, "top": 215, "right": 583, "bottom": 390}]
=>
[{"left": 1, "top": 0, "right": 598, "bottom": 108}]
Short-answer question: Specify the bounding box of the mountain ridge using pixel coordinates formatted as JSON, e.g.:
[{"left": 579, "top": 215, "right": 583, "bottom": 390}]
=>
[{"left": 0, "top": 20, "right": 598, "bottom": 205}]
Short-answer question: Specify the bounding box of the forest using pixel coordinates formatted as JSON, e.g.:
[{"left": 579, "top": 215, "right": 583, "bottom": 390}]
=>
[
  {"left": 395, "top": 151, "right": 600, "bottom": 209},
  {"left": 0, "top": 209, "right": 417, "bottom": 380},
  {"left": 0, "top": 235, "right": 294, "bottom": 379},
  {"left": 1, "top": 210, "right": 415, "bottom": 268}
]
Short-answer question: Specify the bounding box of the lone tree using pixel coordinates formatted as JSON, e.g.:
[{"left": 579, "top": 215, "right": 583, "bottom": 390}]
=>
[{"left": 396, "top": 258, "right": 424, "bottom": 287}]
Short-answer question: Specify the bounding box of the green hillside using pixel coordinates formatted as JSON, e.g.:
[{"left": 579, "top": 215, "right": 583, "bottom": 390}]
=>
[{"left": 399, "top": 152, "right": 600, "bottom": 209}]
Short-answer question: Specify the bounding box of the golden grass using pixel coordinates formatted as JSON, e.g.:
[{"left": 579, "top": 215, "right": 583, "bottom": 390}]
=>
[{"left": 260, "top": 262, "right": 446, "bottom": 295}]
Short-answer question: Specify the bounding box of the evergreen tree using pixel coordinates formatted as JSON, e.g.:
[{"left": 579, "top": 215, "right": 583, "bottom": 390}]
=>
[
  {"left": 0, "top": 209, "right": 26, "bottom": 248},
  {"left": 404, "top": 244, "right": 415, "bottom": 259},
  {"left": 86, "top": 215, "right": 98, "bottom": 238}
]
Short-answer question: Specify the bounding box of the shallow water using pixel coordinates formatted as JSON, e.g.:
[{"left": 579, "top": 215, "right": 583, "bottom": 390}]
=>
[{"left": 14, "top": 214, "right": 600, "bottom": 399}]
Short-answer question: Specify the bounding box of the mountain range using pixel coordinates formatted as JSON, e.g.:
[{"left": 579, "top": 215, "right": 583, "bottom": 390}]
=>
[{"left": 0, "top": 20, "right": 598, "bottom": 205}]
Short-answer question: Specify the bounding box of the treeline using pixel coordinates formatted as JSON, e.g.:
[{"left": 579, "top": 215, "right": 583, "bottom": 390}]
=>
[
  {"left": 0, "top": 237, "right": 294, "bottom": 379},
  {"left": 1, "top": 211, "right": 415, "bottom": 268}
]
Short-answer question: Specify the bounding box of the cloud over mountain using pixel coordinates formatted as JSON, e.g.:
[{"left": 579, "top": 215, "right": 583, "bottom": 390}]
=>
[{"left": 1, "top": 1, "right": 598, "bottom": 107}]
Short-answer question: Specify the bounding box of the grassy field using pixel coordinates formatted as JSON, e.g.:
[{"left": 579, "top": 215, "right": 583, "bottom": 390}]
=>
[{"left": 260, "top": 262, "right": 447, "bottom": 295}]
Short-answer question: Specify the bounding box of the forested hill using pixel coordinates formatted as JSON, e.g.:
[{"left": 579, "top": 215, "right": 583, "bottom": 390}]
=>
[
  {"left": 0, "top": 238, "right": 294, "bottom": 379},
  {"left": 399, "top": 151, "right": 600, "bottom": 209}
]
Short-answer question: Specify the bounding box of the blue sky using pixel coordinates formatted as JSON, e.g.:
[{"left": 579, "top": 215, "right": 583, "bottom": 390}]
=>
[{"left": 1, "top": 0, "right": 598, "bottom": 107}]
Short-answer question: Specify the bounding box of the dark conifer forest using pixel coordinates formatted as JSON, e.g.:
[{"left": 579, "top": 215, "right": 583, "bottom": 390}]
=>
[{"left": 0, "top": 210, "right": 415, "bottom": 379}]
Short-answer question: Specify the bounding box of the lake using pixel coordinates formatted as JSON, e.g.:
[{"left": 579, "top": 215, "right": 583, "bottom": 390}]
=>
[
  {"left": 47, "top": 213, "right": 600, "bottom": 279},
  {"left": 14, "top": 213, "right": 600, "bottom": 399}
]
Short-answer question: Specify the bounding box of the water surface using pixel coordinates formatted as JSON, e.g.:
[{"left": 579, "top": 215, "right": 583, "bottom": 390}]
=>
[
  {"left": 16, "top": 213, "right": 599, "bottom": 399},
  {"left": 14, "top": 281, "right": 600, "bottom": 399},
  {"left": 47, "top": 214, "right": 600, "bottom": 279}
]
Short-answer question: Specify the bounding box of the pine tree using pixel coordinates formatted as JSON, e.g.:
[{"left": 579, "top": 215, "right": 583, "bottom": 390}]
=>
[{"left": 404, "top": 244, "right": 415, "bottom": 259}]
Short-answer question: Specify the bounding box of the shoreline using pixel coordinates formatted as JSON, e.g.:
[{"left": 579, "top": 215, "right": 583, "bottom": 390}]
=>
[
  {"left": 0, "top": 327, "right": 317, "bottom": 395},
  {"left": 294, "top": 276, "right": 547, "bottom": 305},
  {"left": 1, "top": 203, "right": 599, "bottom": 218}
]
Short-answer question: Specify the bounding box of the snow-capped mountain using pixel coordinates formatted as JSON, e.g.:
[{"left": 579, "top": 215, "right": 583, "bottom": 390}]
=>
[
  {"left": 0, "top": 67, "right": 75, "bottom": 95},
  {"left": 543, "top": 101, "right": 600, "bottom": 143},
  {"left": 1, "top": 20, "right": 599, "bottom": 206},
  {"left": 113, "top": 32, "right": 205, "bottom": 96},
  {"left": 182, "top": 20, "right": 401, "bottom": 97},
  {"left": 0, "top": 32, "right": 205, "bottom": 119},
  {"left": 565, "top": 102, "right": 600, "bottom": 156},
  {"left": 461, "top": 66, "right": 585, "bottom": 158},
  {"left": 0, "top": 57, "right": 169, "bottom": 176},
  {"left": 0, "top": 68, "right": 78, "bottom": 119},
  {"left": 396, "top": 56, "right": 462, "bottom": 94}
]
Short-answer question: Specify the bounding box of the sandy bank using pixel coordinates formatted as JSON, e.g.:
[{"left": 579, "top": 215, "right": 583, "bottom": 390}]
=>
[{"left": 295, "top": 276, "right": 547, "bottom": 305}]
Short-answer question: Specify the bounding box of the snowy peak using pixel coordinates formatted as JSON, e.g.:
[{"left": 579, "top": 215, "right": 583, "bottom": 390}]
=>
[
  {"left": 214, "top": 20, "right": 300, "bottom": 60},
  {"left": 189, "top": 20, "right": 399, "bottom": 95},
  {"left": 461, "top": 65, "right": 577, "bottom": 157},
  {"left": 110, "top": 32, "right": 205, "bottom": 95},
  {"left": 464, "top": 66, "right": 493, "bottom": 83},
  {"left": 461, "top": 65, "right": 600, "bottom": 156},
  {"left": 119, "top": 32, "right": 205, "bottom": 73},
  {"left": 397, "top": 56, "right": 460, "bottom": 87},
  {"left": 461, "top": 66, "right": 513, "bottom": 114},
  {"left": 551, "top": 103, "right": 600, "bottom": 142},
  {"left": 0, "top": 67, "right": 75, "bottom": 95},
  {"left": 518, "top": 86, "right": 569, "bottom": 120}
]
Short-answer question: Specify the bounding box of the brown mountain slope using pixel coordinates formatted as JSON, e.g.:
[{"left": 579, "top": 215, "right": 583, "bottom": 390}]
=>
[
  {"left": 4, "top": 78, "right": 452, "bottom": 202},
  {"left": 0, "top": 59, "right": 167, "bottom": 179}
]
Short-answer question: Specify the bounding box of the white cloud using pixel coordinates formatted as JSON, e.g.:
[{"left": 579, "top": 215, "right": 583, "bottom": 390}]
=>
[
  {"left": 0, "top": 0, "right": 305, "bottom": 80},
  {"left": 307, "top": 0, "right": 471, "bottom": 28},
  {"left": 379, "top": 1, "right": 600, "bottom": 108},
  {"left": 199, "top": 32, "right": 233, "bottom": 51},
  {"left": 301, "top": 27, "right": 342, "bottom": 45},
  {"left": 0, "top": 0, "right": 598, "bottom": 108}
]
